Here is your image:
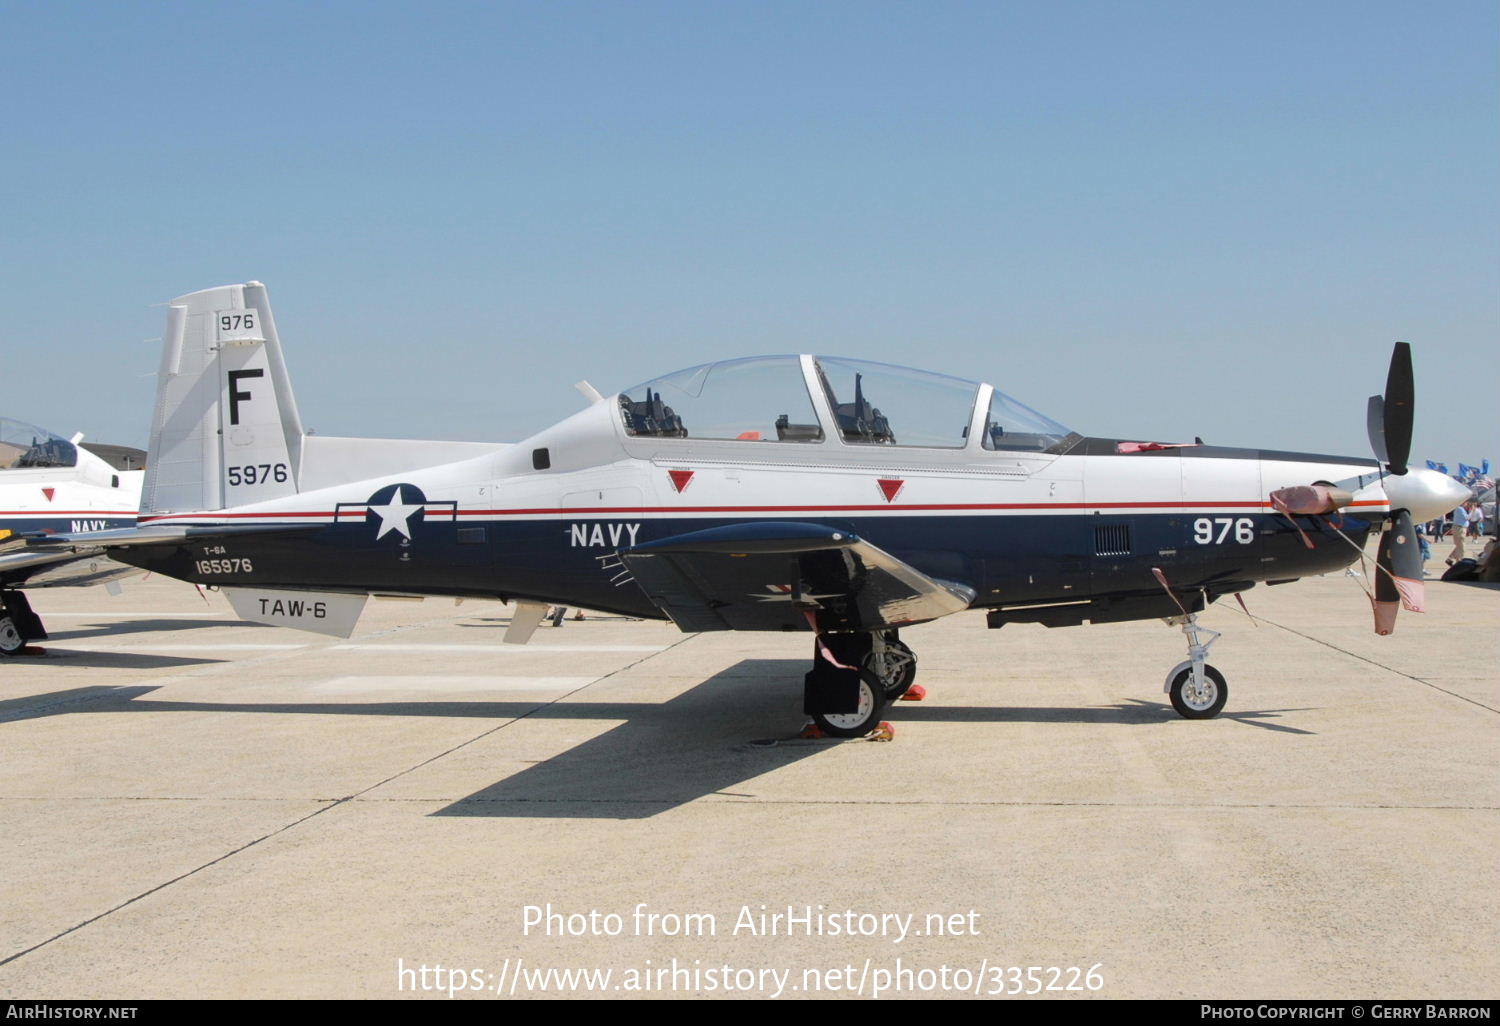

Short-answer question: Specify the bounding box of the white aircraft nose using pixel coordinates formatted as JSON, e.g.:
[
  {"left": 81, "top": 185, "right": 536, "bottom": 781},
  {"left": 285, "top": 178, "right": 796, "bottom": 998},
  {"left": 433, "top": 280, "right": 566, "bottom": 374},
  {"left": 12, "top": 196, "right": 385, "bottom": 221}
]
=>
[{"left": 1378, "top": 468, "right": 1474, "bottom": 523}]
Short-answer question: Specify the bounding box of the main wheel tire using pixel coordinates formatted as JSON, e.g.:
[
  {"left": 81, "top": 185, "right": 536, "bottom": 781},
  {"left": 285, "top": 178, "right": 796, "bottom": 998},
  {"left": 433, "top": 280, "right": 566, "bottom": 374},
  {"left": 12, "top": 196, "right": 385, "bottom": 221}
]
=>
[
  {"left": 1168, "top": 664, "right": 1227, "bottom": 719},
  {"left": 811, "top": 670, "right": 887, "bottom": 738},
  {"left": 0, "top": 615, "right": 25, "bottom": 656},
  {"left": 863, "top": 639, "right": 917, "bottom": 700}
]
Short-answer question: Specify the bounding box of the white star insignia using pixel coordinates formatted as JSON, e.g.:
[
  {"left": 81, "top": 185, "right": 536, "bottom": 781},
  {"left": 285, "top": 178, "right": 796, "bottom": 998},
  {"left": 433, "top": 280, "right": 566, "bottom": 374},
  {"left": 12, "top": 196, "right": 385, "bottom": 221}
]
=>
[{"left": 369, "top": 486, "right": 424, "bottom": 540}]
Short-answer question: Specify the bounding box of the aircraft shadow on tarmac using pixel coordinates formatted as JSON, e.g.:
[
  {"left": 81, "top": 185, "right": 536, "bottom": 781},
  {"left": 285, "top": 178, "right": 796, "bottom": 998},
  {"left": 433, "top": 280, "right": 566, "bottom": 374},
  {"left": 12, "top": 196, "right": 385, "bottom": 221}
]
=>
[
  {"left": 434, "top": 681, "right": 1316, "bottom": 819},
  {"left": 8, "top": 650, "right": 226, "bottom": 670},
  {"left": 13, "top": 619, "right": 276, "bottom": 669},
  {"left": 0, "top": 662, "right": 1316, "bottom": 811},
  {"left": 40, "top": 618, "right": 254, "bottom": 642}
]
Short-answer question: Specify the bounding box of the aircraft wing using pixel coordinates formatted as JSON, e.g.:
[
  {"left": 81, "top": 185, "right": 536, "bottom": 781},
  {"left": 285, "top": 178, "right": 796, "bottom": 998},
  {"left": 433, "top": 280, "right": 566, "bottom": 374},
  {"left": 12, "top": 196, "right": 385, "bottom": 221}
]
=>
[
  {"left": 0, "top": 546, "right": 142, "bottom": 589},
  {"left": 620, "top": 521, "right": 976, "bottom": 633}
]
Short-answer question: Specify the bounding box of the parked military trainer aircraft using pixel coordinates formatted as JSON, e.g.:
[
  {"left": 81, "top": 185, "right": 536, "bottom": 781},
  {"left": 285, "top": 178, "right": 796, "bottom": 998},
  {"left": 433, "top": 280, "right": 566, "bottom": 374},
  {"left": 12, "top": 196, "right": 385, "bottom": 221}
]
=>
[
  {"left": 0, "top": 420, "right": 144, "bottom": 653},
  {"left": 28, "top": 282, "right": 1469, "bottom": 734}
]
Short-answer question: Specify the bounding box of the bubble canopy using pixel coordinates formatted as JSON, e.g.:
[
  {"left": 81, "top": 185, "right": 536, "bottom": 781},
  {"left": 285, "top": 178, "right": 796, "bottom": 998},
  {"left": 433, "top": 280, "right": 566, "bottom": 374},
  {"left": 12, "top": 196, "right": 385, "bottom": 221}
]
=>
[
  {"left": 0, "top": 418, "right": 77, "bottom": 470},
  {"left": 618, "top": 356, "right": 1078, "bottom": 453}
]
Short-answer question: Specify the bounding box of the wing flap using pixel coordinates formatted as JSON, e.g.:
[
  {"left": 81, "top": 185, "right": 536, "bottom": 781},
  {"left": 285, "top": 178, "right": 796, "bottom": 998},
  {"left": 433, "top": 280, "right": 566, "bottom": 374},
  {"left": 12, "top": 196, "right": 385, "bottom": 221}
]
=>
[{"left": 622, "top": 522, "right": 974, "bottom": 632}]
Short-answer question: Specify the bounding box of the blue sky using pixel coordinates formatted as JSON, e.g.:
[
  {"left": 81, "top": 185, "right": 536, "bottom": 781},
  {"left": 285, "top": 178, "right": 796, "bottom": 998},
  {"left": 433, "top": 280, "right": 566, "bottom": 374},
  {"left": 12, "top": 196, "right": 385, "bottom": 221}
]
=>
[{"left": 2, "top": 1, "right": 1494, "bottom": 467}]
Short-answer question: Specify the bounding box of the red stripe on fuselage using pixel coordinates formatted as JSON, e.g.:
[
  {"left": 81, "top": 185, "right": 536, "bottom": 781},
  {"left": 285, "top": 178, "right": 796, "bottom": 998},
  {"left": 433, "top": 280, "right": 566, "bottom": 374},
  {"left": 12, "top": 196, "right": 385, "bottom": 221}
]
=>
[
  {"left": 0, "top": 510, "right": 139, "bottom": 517},
  {"left": 137, "top": 499, "right": 1390, "bottom": 523}
]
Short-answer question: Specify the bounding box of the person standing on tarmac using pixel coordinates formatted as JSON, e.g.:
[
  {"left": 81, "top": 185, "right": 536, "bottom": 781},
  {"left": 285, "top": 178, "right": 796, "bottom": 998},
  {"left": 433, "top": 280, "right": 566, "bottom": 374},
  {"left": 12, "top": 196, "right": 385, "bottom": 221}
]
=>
[{"left": 1448, "top": 501, "right": 1471, "bottom": 565}]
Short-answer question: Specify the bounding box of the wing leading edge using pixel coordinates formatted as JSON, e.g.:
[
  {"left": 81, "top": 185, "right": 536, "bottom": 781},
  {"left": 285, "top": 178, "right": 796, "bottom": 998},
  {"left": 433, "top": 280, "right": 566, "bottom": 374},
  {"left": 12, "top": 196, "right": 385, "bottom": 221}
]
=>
[{"left": 621, "top": 521, "right": 975, "bottom": 633}]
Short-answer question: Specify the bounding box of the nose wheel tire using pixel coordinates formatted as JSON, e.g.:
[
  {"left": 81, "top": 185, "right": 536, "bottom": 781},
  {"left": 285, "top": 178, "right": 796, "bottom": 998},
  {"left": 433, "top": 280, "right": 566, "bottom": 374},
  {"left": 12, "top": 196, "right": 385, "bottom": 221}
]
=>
[
  {"left": 863, "top": 639, "right": 917, "bottom": 701},
  {"left": 1167, "top": 664, "right": 1227, "bottom": 719},
  {"left": 810, "top": 671, "right": 888, "bottom": 738}
]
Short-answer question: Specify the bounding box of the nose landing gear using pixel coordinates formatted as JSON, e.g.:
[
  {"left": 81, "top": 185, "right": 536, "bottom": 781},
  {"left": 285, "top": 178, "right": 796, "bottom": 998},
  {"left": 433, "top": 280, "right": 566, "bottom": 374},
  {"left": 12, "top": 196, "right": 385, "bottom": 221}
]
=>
[{"left": 1162, "top": 612, "right": 1227, "bottom": 719}]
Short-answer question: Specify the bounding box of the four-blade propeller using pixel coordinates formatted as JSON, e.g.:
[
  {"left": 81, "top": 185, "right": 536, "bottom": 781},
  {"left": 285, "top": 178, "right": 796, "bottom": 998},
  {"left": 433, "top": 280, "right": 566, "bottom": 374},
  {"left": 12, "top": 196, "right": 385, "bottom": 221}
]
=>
[{"left": 1270, "top": 342, "right": 1468, "bottom": 635}]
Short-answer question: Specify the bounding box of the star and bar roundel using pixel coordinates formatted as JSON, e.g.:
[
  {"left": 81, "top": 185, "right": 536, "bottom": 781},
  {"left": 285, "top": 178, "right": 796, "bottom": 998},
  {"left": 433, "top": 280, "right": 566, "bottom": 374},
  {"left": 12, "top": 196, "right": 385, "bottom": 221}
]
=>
[{"left": 333, "top": 484, "right": 459, "bottom": 541}]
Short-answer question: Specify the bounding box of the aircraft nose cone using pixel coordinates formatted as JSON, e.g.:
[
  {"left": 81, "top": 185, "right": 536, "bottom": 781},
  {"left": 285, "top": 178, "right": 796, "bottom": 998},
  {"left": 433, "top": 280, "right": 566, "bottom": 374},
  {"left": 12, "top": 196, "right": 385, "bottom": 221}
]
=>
[{"left": 1384, "top": 468, "right": 1474, "bottom": 523}]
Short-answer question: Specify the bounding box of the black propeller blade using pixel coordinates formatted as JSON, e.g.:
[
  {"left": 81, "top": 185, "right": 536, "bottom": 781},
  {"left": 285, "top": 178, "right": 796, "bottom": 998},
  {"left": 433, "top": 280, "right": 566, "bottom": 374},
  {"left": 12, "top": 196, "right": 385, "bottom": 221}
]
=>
[
  {"left": 1366, "top": 395, "right": 1389, "bottom": 466},
  {"left": 1372, "top": 341, "right": 1414, "bottom": 475},
  {"left": 1373, "top": 509, "right": 1424, "bottom": 635}
]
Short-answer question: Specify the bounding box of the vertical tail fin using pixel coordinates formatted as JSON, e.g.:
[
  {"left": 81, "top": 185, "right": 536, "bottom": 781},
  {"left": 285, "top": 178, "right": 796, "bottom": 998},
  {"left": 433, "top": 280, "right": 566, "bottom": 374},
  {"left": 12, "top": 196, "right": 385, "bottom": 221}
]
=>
[{"left": 142, "top": 282, "right": 305, "bottom": 514}]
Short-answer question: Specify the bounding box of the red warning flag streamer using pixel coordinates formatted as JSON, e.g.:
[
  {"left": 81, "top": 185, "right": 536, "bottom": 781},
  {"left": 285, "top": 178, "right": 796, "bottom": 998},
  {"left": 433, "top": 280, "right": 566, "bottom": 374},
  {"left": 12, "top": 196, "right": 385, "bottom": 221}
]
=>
[{"left": 803, "top": 609, "right": 856, "bottom": 669}]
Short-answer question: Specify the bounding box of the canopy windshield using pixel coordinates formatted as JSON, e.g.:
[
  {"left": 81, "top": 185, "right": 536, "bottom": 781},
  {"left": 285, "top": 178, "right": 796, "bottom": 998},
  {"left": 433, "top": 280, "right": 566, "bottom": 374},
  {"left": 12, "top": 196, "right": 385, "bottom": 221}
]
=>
[
  {"left": 981, "top": 389, "right": 1080, "bottom": 454},
  {"left": 814, "top": 357, "right": 979, "bottom": 448},
  {"left": 0, "top": 418, "right": 77, "bottom": 470},
  {"left": 618, "top": 355, "right": 1076, "bottom": 453},
  {"left": 619, "top": 356, "right": 823, "bottom": 443}
]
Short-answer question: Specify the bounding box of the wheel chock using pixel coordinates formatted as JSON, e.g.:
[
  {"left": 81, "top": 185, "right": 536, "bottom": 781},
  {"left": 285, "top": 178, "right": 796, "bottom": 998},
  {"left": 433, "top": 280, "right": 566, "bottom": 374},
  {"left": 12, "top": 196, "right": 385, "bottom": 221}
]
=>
[
  {"left": 22, "top": 646, "right": 47, "bottom": 657},
  {"left": 799, "top": 722, "right": 896, "bottom": 741},
  {"left": 899, "top": 684, "right": 927, "bottom": 702}
]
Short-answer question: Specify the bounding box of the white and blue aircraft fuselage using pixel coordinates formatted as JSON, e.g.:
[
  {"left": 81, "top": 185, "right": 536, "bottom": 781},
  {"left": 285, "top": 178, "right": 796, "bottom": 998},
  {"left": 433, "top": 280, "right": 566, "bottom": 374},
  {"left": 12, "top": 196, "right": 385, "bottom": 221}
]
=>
[
  {"left": 0, "top": 421, "right": 143, "bottom": 652},
  {"left": 32, "top": 283, "right": 1468, "bottom": 734}
]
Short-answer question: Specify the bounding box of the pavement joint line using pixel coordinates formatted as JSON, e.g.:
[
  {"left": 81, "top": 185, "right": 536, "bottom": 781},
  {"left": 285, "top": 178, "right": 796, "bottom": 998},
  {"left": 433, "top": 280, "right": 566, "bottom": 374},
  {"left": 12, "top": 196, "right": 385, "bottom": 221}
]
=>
[
  {"left": 0, "top": 611, "right": 695, "bottom": 970},
  {"left": 0, "top": 797, "right": 342, "bottom": 970},
  {"left": 1254, "top": 616, "right": 1500, "bottom": 715}
]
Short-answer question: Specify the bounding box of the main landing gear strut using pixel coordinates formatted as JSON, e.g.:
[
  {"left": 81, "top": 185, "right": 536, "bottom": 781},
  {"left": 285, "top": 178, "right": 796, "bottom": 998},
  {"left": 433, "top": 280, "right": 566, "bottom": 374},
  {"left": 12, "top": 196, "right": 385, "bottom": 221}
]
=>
[{"left": 803, "top": 629, "right": 922, "bottom": 738}]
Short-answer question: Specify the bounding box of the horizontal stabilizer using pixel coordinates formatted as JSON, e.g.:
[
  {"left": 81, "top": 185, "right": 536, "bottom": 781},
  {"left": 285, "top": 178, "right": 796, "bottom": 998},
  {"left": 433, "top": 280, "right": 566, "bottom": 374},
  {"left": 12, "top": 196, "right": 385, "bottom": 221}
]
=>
[
  {"left": 10, "top": 555, "right": 143, "bottom": 590},
  {"left": 23, "top": 523, "right": 314, "bottom": 549},
  {"left": 0, "top": 545, "right": 142, "bottom": 588}
]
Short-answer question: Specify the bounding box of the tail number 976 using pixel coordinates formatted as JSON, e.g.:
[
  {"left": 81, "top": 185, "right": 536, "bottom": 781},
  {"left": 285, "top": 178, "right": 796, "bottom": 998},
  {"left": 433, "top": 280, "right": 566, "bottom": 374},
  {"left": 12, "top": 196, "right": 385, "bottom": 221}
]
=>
[{"left": 1193, "top": 517, "right": 1255, "bottom": 545}]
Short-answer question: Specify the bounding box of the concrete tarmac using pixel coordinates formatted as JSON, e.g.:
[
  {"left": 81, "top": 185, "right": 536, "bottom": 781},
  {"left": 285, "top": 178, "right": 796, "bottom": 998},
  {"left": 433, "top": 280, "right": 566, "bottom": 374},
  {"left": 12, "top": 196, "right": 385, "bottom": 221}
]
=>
[{"left": 0, "top": 568, "right": 1495, "bottom": 1000}]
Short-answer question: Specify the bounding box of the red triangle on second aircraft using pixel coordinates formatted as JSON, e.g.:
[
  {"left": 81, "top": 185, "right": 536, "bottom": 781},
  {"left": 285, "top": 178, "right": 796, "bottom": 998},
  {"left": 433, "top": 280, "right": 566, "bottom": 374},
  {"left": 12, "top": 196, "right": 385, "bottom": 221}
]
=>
[
  {"left": 877, "top": 478, "right": 904, "bottom": 502},
  {"left": 41, "top": 487, "right": 55, "bottom": 502},
  {"left": 668, "top": 469, "right": 694, "bottom": 493}
]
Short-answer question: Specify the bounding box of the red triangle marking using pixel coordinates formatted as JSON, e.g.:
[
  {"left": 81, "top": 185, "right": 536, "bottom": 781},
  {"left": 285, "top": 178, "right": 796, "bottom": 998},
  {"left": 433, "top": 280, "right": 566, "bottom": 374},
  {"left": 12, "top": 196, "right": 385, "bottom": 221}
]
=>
[
  {"left": 41, "top": 487, "right": 55, "bottom": 502},
  {"left": 877, "top": 479, "right": 904, "bottom": 502},
  {"left": 668, "top": 469, "right": 694, "bottom": 493}
]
